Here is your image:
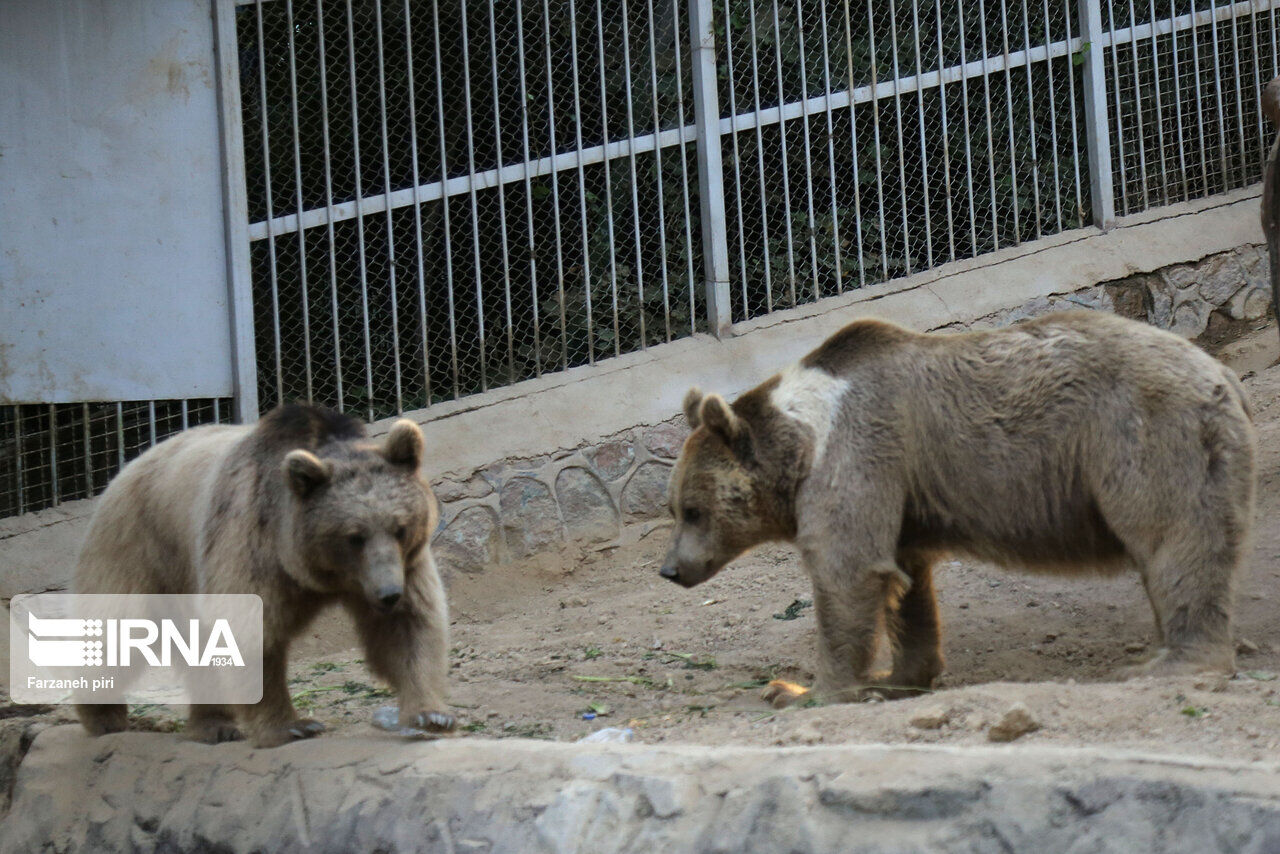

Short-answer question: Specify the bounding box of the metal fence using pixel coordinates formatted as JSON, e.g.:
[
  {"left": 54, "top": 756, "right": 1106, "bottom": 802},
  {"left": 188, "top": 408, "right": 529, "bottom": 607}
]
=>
[
  {"left": 0, "top": 400, "right": 233, "bottom": 519},
  {"left": 236, "top": 0, "right": 707, "bottom": 420},
  {"left": 1, "top": 0, "right": 1275, "bottom": 521},
  {"left": 233, "top": 0, "right": 1278, "bottom": 426}
]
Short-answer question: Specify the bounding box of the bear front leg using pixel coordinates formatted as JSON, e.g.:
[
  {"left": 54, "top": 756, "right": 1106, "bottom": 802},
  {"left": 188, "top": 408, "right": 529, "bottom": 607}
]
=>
[
  {"left": 763, "top": 566, "right": 897, "bottom": 709},
  {"left": 354, "top": 565, "right": 456, "bottom": 734},
  {"left": 239, "top": 647, "right": 326, "bottom": 748}
]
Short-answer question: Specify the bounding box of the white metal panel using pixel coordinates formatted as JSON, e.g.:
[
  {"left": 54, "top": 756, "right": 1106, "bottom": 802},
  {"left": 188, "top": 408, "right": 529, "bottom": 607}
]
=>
[{"left": 0, "top": 0, "right": 234, "bottom": 403}]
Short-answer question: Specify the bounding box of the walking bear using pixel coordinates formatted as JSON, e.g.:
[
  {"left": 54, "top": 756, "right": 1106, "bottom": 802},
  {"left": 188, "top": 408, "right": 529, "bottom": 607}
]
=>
[
  {"left": 74, "top": 404, "right": 456, "bottom": 746},
  {"left": 659, "top": 311, "right": 1255, "bottom": 708}
]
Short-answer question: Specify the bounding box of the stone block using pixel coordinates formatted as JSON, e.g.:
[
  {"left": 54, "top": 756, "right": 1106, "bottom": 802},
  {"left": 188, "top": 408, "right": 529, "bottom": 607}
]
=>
[
  {"left": 587, "top": 437, "right": 636, "bottom": 481},
  {"left": 499, "top": 477, "right": 563, "bottom": 558},
  {"left": 433, "top": 506, "right": 502, "bottom": 574},
  {"left": 622, "top": 461, "right": 673, "bottom": 521},
  {"left": 643, "top": 422, "right": 689, "bottom": 459},
  {"left": 555, "top": 467, "right": 618, "bottom": 544}
]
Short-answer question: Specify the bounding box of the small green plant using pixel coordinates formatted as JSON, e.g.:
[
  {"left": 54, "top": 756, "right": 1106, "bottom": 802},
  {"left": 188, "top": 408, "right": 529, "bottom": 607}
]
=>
[
  {"left": 1180, "top": 705, "right": 1209, "bottom": 719},
  {"left": 583, "top": 646, "right": 603, "bottom": 660},
  {"left": 291, "top": 685, "right": 342, "bottom": 710},
  {"left": 335, "top": 681, "right": 393, "bottom": 700},
  {"left": 462, "top": 721, "right": 488, "bottom": 733},
  {"left": 724, "top": 677, "right": 772, "bottom": 690},
  {"left": 663, "top": 651, "right": 717, "bottom": 670},
  {"left": 773, "top": 599, "right": 813, "bottom": 621}
]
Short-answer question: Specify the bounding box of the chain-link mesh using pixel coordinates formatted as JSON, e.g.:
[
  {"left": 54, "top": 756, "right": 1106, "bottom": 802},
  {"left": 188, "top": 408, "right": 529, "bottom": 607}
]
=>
[
  {"left": 718, "top": 0, "right": 1092, "bottom": 320},
  {"left": 0, "top": 400, "right": 233, "bottom": 519},
  {"left": 1105, "top": 0, "right": 1277, "bottom": 216},
  {"left": 240, "top": 0, "right": 702, "bottom": 421}
]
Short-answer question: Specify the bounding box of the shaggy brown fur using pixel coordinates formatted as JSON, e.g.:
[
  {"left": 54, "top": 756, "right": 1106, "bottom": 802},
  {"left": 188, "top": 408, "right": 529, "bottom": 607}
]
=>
[
  {"left": 74, "top": 404, "right": 455, "bottom": 747},
  {"left": 660, "top": 311, "right": 1256, "bottom": 708}
]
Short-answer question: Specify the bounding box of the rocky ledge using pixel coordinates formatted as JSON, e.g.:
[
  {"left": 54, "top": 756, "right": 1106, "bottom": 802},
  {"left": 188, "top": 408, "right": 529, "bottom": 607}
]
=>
[{"left": 4, "top": 725, "right": 1280, "bottom": 853}]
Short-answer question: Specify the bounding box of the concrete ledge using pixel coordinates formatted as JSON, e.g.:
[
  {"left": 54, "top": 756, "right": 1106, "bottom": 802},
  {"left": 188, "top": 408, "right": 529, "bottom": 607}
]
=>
[
  {"left": 5, "top": 725, "right": 1280, "bottom": 853},
  {"left": 387, "top": 186, "right": 1264, "bottom": 480}
]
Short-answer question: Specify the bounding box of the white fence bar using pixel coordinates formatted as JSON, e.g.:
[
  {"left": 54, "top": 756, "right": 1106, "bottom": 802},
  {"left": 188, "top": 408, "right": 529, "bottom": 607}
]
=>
[
  {"left": 688, "top": 0, "right": 731, "bottom": 336},
  {"left": 1079, "top": 0, "right": 1116, "bottom": 228},
  {"left": 246, "top": 20, "right": 1095, "bottom": 243}
]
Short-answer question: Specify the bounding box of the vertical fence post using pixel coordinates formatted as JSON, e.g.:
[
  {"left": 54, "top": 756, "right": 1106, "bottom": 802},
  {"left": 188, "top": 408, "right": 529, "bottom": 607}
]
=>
[
  {"left": 212, "top": 0, "right": 260, "bottom": 423},
  {"left": 1078, "top": 0, "right": 1115, "bottom": 229},
  {"left": 688, "top": 0, "right": 732, "bottom": 337}
]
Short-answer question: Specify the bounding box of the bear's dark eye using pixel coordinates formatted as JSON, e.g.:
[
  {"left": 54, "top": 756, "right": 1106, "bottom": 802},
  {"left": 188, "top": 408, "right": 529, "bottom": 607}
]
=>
[
  {"left": 394, "top": 524, "right": 407, "bottom": 542},
  {"left": 682, "top": 507, "right": 701, "bottom": 525},
  {"left": 348, "top": 533, "right": 366, "bottom": 550}
]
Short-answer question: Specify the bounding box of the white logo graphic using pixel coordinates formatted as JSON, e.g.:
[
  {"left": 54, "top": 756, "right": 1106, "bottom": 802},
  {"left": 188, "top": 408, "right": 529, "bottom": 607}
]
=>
[
  {"left": 27, "top": 614, "right": 105, "bottom": 667},
  {"left": 26, "top": 613, "right": 244, "bottom": 669},
  {"left": 10, "top": 594, "right": 263, "bottom": 705}
]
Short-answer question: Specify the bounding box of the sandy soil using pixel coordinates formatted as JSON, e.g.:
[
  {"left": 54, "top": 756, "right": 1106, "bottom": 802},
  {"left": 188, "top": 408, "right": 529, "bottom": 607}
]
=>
[{"left": 13, "top": 329, "right": 1280, "bottom": 763}]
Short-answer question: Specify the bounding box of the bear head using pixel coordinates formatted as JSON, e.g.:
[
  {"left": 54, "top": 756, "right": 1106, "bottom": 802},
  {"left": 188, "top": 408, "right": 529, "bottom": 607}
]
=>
[
  {"left": 281, "top": 419, "right": 437, "bottom": 612},
  {"left": 659, "top": 387, "right": 798, "bottom": 587}
]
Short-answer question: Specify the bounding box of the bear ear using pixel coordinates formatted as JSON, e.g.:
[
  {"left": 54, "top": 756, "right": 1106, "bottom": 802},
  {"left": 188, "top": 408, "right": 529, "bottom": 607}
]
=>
[
  {"left": 383, "top": 419, "right": 425, "bottom": 470},
  {"left": 699, "top": 393, "right": 745, "bottom": 446},
  {"left": 683, "top": 387, "right": 705, "bottom": 428},
  {"left": 283, "top": 450, "right": 331, "bottom": 499}
]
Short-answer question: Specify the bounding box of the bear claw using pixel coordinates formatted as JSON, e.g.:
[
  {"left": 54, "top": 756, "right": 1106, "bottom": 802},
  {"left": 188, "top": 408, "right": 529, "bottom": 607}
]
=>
[{"left": 406, "top": 711, "right": 457, "bottom": 732}]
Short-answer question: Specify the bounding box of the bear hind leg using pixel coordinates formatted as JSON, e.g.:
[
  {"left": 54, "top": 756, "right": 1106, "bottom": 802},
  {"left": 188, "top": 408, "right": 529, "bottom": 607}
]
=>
[{"left": 1131, "top": 534, "right": 1239, "bottom": 677}]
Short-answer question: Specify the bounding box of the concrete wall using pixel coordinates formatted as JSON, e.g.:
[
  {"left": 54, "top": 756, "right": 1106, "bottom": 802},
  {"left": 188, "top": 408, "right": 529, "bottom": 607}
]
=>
[
  {"left": 0, "top": 0, "right": 232, "bottom": 402},
  {"left": 0, "top": 187, "right": 1268, "bottom": 597}
]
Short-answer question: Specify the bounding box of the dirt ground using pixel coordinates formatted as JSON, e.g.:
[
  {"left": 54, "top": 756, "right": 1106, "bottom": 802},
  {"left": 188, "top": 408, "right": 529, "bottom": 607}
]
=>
[{"left": 11, "top": 327, "right": 1280, "bottom": 762}]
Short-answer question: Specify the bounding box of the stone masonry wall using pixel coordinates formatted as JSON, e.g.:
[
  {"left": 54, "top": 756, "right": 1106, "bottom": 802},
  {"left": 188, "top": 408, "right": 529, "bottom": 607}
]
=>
[
  {"left": 427, "top": 243, "right": 1274, "bottom": 577},
  {"left": 956, "top": 242, "right": 1273, "bottom": 336},
  {"left": 430, "top": 421, "right": 691, "bottom": 574}
]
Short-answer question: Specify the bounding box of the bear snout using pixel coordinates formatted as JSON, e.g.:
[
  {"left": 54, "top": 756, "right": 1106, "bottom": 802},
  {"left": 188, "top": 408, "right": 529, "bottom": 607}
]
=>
[
  {"left": 659, "top": 563, "right": 701, "bottom": 588},
  {"left": 374, "top": 584, "right": 403, "bottom": 612}
]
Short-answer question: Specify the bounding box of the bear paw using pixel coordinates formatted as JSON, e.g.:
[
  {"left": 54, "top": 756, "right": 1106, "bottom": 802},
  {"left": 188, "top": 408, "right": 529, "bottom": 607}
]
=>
[
  {"left": 402, "top": 710, "right": 457, "bottom": 733},
  {"left": 187, "top": 718, "right": 244, "bottom": 745},
  {"left": 761, "top": 679, "right": 812, "bottom": 709}
]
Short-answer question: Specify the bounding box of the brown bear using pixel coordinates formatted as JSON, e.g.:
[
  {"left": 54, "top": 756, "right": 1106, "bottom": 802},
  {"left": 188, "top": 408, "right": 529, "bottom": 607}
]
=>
[
  {"left": 74, "top": 404, "right": 456, "bottom": 746},
  {"left": 659, "top": 311, "right": 1255, "bottom": 708}
]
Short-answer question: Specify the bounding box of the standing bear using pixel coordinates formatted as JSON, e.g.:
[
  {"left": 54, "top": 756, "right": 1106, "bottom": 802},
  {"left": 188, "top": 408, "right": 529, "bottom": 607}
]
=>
[
  {"left": 659, "top": 311, "right": 1255, "bottom": 708},
  {"left": 75, "top": 404, "right": 456, "bottom": 746}
]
